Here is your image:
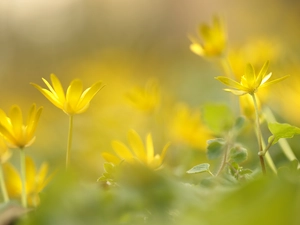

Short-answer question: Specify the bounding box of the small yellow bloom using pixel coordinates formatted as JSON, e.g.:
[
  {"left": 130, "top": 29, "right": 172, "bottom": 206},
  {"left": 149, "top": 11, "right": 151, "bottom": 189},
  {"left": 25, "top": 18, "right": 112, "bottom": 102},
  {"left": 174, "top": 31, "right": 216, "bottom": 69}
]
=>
[
  {"left": 169, "top": 104, "right": 213, "bottom": 150},
  {"left": 125, "top": 79, "right": 160, "bottom": 114},
  {"left": 189, "top": 16, "right": 227, "bottom": 58},
  {"left": 0, "top": 136, "right": 11, "bottom": 163},
  {"left": 215, "top": 61, "right": 289, "bottom": 96},
  {"left": 3, "top": 157, "right": 52, "bottom": 207},
  {"left": 31, "top": 74, "right": 104, "bottom": 115},
  {"left": 102, "top": 129, "right": 170, "bottom": 170},
  {"left": 0, "top": 104, "right": 42, "bottom": 149}
]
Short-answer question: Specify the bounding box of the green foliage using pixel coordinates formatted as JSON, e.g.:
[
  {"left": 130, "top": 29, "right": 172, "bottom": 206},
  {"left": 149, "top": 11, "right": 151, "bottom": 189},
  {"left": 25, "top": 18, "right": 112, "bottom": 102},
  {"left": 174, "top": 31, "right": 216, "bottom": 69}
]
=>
[
  {"left": 206, "top": 138, "right": 225, "bottom": 160},
  {"left": 202, "top": 104, "right": 235, "bottom": 135},
  {"left": 229, "top": 145, "right": 248, "bottom": 163},
  {"left": 268, "top": 122, "right": 300, "bottom": 145},
  {"left": 186, "top": 163, "right": 212, "bottom": 175}
]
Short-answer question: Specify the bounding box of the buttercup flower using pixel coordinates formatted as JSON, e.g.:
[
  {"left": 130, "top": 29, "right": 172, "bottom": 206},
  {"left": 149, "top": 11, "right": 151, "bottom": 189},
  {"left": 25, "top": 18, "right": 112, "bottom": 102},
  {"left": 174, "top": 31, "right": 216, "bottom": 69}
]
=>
[
  {"left": 189, "top": 16, "right": 227, "bottom": 58},
  {"left": 125, "top": 79, "right": 160, "bottom": 114},
  {"left": 215, "top": 61, "right": 289, "bottom": 96},
  {"left": 4, "top": 157, "right": 52, "bottom": 207},
  {"left": 169, "top": 103, "right": 213, "bottom": 150},
  {"left": 0, "top": 104, "right": 42, "bottom": 149},
  {"left": 102, "top": 129, "right": 170, "bottom": 170},
  {"left": 31, "top": 74, "right": 104, "bottom": 115}
]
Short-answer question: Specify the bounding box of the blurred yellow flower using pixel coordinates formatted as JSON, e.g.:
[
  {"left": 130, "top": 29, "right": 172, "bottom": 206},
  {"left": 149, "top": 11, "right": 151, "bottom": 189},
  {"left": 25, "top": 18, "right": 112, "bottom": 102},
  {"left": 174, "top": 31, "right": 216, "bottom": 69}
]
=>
[
  {"left": 169, "top": 104, "right": 213, "bottom": 150},
  {"left": 0, "top": 136, "right": 11, "bottom": 164},
  {"left": 31, "top": 74, "right": 104, "bottom": 115},
  {"left": 125, "top": 79, "right": 160, "bottom": 114},
  {"left": 4, "top": 157, "right": 52, "bottom": 207},
  {"left": 189, "top": 16, "right": 227, "bottom": 58},
  {"left": 102, "top": 129, "right": 170, "bottom": 170},
  {"left": 0, "top": 104, "right": 42, "bottom": 149},
  {"left": 215, "top": 61, "right": 289, "bottom": 96}
]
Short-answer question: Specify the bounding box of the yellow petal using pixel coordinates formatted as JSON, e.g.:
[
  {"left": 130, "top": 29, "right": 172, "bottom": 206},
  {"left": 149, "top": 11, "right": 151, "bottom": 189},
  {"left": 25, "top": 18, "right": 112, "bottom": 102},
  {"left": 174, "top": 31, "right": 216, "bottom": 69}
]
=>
[
  {"left": 190, "top": 43, "right": 205, "bottom": 56},
  {"left": 50, "top": 74, "right": 66, "bottom": 102},
  {"left": 0, "top": 124, "right": 18, "bottom": 148},
  {"left": 146, "top": 133, "right": 154, "bottom": 163},
  {"left": 224, "top": 89, "right": 248, "bottom": 96},
  {"left": 31, "top": 83, "right": 64, "bottom": 109},
  {"left": 66, "top": 79, "right": 83, "bottom": 114},
  {"left": 244, "top": 64, "right": 256, "bottom": 87},
  {"left": 160, "top": 142, "right": 171, "bottom": 162},
  {"left": 260, "top": 75, "right": 290, "bottom": 88},
  {"left": 215, "top": 76, "right": 246, "bottom": 90},
  {"left": 9, "top": 105, "right": 23, "bottom": 143},
  {"left": 127, "top": 129, "right": 146, "bottom": 162},
  {"left": 111, "top": 141, "right": 133, "bottom": 161},
  {"left": 36, "top": 162, "right": 50, "bottom": 192},
  {"left": 26, "top": 106, "right": 42, "bottom": 142},
  {"left": 257, "top": 61, "right": 270, "bottom": 85},
  {"left": 3, "top": 163, "right": 22, "bottom": 197},
  {"left": 261, "top": 72, "right": 272, "bottom": 85},
  {"left": 25, "top": 157, "right": 36, "bottom": 194},
  {"left": 77, "top": 81, "right": 103, "bottom": 111},
  {"left": 102, "top": 152, "right": 121, "bottom": 165}
]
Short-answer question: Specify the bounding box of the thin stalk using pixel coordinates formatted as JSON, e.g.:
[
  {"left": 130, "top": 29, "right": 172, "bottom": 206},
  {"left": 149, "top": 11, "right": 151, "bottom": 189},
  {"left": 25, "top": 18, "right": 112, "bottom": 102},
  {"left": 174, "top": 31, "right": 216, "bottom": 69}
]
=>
[
  {"left": 66, "top": 115, "right": 74, "bottom": 169},
  {"left": 0, "top": 164, "right": 9, "bottom": 203},
  {"left": 216, "top": 134, "right": 232, "bottom": 176},
  {"left": 20, "top": 149, "right": 27, "bottom": 208},
  {"left": 251, "top": 94, "right": 266, "bottom": 175}
]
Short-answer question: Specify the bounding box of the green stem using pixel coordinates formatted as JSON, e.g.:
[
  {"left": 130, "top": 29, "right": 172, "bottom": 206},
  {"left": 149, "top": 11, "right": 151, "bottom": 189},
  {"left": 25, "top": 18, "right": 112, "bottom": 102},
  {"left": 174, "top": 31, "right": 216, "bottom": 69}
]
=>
[
  {"left": 20, "top": 149, "right": 27, "bottom": 208},
  {"left": 66, "top": 115, "right": 74, "bottom": 169},
  {"left": 216, "top": 133, "right": 232, "bottom": 176},
  {"left": 0, "top": 164, "right": 9, "bottom": 203},
  {"left": 251, "top": 94, "right": 266, "bottom": 175}
]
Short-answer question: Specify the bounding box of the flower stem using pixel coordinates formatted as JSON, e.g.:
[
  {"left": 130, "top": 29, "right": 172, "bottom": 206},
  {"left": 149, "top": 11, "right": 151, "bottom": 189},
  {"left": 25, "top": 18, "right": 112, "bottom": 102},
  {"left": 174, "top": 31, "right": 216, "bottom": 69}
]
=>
[
  {"left": 66, "top": 115, "right": 74, "bottom": 169},
  {"left": 20, "top": 149, "right": 27, "bottom": 208},
  {"left": 0, "top": 164, "right": 9, "bottom": 203},
  {"left": 216, "top": 133, "right": 232, "bottom": 176},
  {"left": 251, "top": 94, "right": 266, "bottom": 175}
]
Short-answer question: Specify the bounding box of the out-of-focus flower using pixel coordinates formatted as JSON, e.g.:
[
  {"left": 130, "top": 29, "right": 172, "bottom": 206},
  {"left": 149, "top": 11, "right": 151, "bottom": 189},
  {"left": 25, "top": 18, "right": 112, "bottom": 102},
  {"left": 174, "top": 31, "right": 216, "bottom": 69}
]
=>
[
  {"left": 0, "top": 104, "right": 42, "bottom": 149},
  {"left": 189, "top": 16, "right": 227, "bottom": 58},
  {"left": 215, "top": 61, "right": 289, "bottom": 96},
  {"left": 4, "top": 157, "right": 52, "bottom": 207},
  {"left": 102, "top": 129, "right": 170, "bottom": 170},
  {"left": 31, "top": 74, "right": 104, "bottom": 115},
  {"left": 0, "top": 136, "right": 11, "bottom": 164},
  {"left": 125, "top": 79, "right": 160, "bottom": 114},
  {"left": 169, "top": 104, "right": 213, "bottom": 150}
]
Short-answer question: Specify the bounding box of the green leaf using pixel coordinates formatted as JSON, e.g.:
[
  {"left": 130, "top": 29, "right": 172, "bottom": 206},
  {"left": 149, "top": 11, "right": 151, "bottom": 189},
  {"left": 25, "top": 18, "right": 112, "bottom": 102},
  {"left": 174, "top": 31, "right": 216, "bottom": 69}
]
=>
[
  {"left": 229, "top": 145, "right": 248, "bottom": 163},
  {"left": 186, "top": 163, "right": 211, "bottom": 174},
  {"left": 268, "top": 122, "right": 300, "bottom": 145},
  {"left": 202, "top": 104, "right": 235, "bottom": 135},
  {"left": 207, "top": 139, "right": 225, "bottom": 160}
]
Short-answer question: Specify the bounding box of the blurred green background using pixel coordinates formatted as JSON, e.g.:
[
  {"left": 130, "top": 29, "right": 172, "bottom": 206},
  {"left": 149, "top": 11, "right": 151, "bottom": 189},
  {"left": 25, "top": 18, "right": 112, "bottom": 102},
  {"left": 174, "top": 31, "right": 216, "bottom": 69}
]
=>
[{"left": 1, "top": 0, "right": 300, "bottom": 180}]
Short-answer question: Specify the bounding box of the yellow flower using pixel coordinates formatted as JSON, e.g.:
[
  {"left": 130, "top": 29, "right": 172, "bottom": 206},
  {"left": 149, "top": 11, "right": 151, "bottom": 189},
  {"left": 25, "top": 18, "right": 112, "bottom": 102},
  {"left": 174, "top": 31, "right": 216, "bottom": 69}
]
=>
[
  {"left": 31, "top": 74, "right": 104, "bottom": 115},
  {"left": 189, "top": 16, "right": 227, "bottom": 58},
  {"left": 102, "top": 129, "right": 170, "bottom": 170},
  {"left": 0, "top": 104, "right": 42, "bottom": 149},
  {"left": 169, "top": 103, "right": 213, "bottom": 150},
  {"left": 215, "top": 61, "right": 289, "bottom": 96},
  {"left": 125, "top": 79, "right": 160, "bottom": 114},
  {"left": 3, "top": 157, "right": 52, "bottom": 207},
  {"left": 0, "top": 136, "right": 11, "bottom": 163}
]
